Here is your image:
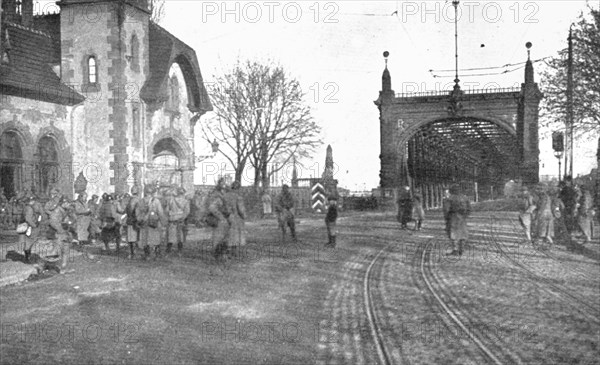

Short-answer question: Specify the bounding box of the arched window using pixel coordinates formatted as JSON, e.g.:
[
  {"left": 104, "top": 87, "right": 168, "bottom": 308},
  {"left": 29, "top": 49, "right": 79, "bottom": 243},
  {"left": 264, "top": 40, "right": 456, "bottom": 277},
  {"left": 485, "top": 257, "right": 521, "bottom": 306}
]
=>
[
  {"left": 88, "top": 56, "right": 97, "bottom": 84},
  {"left": 37, "top": 136, "right": 59, "bottom": 197},
  {"left": 168, "top": 76, "right": 180, "bottom": 111},
  {"left": 0, "top": 131, "right": 23, "bottom": 199},
  {"left": 130, "top": 34, "right": 139, "bottom": 71}
]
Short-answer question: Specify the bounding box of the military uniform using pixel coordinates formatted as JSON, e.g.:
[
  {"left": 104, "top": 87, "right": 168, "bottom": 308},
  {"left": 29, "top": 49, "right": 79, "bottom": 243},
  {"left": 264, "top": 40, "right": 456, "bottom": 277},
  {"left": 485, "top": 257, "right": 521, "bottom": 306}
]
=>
[
  {"left": 46, "top": 196, "right": 71, "bottom": 270},
  {"left": 21, "top": 197, "right": 41, "bottom": 263},
  {"left": 225, "top": 183, "right": 246, "bottom": 256},
  {"left": 275, "top": 185, "right": 296, "bottom": 243},
  {"left": 165, "top": 188, "right": 190, "bottom": 255},
  {"left": 397, "top": 187, "right": 413, "bottom": 229},
  {"left": 577, "top": 188, "right": 594, "bottom": 243},
  {"left": 74, "top": 194, "right": 91, "bottom": 244},
  {"left": 136, "top": 186, "right": 167, "bottom": 259},
  {"left": 125, "top": 187, "right": 141, "bottom": 259},
  {"left": 412, "top": 190, "right": 425, "bottom": 230},
  {"left": 444, "top": 189, "right": 471, "bottom": 256},
  {"left": 325, "top": 197, "right": 338, "bottom": 247},
  {"left": 99, "top": 195, "right": 120, "bottom": 253},
  {"left": 207, "top": 181, "right": 230, "bottom": 259}
]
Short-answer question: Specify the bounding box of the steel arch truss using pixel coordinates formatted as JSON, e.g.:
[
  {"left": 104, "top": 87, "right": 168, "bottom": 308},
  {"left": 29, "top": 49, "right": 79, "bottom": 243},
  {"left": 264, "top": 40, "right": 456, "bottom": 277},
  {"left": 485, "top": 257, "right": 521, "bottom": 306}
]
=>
[{"left": 404, "top": 117, "right": 518, "bottom": 201}]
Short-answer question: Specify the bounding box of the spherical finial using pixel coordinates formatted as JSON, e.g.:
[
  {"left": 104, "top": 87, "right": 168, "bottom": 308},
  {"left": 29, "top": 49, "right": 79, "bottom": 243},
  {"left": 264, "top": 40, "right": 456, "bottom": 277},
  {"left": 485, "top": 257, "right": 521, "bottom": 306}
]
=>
[
  {"left": 383, "top": 51, "right": 389, "bottom": 58},
  {"left": 525, "top": 42, "right": 532, "bottom": 49}
]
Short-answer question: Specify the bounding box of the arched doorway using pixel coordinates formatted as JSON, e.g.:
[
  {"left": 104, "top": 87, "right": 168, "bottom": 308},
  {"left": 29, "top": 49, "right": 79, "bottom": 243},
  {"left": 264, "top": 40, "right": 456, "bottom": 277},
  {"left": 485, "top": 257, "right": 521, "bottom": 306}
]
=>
[
  {"left": 37, "top": 136, "right": 60, "bottom": 197},
  {"left": 151, "top": 138, "right": 182, "bottom": 187},
  {"left": 0, "top": 131, "right": 23, "bottom": 199}
]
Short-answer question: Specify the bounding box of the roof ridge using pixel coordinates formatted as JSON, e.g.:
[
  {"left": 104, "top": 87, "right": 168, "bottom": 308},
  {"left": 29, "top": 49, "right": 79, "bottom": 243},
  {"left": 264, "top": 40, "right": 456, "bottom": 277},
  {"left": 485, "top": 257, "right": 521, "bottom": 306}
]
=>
[{"left": 4, "top": 21, "right": 55, "bottom": 39}]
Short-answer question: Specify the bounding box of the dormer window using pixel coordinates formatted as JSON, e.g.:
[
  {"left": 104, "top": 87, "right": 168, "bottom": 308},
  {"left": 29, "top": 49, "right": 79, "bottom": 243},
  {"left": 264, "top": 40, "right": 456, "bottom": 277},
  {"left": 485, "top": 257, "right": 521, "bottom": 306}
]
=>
[{"left": 88, "top": 56, "right": 97, "bottom": 84}]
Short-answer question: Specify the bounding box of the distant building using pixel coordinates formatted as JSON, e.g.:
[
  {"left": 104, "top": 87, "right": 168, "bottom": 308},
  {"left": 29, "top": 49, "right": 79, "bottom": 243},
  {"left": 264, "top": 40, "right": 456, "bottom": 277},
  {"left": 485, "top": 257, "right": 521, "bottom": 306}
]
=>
[{"left": 0, "top": 0, "right": 212, "bottom": 199}]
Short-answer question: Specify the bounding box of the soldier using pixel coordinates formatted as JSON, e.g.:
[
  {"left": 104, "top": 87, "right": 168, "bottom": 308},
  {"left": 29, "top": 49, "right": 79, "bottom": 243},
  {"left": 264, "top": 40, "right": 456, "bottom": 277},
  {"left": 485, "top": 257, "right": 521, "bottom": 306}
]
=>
[
  {"left": 412, "top": 188, "right": 425, "bottom": 231},
  {"left": 73, "top": 192, "right": 92, "bottom": 245},
  {"left": 177, "top": 187, "right": 191, "bottom": 253},
  {"left": 87, "top": 194, "right": 101, "bottom": 244},
  {"left": 225, "top": 182, "right": 246, "bottom": 257},
  {"left": 206, "top": 178, "right": 231, "bottom": 259},
  {"left": 533, "top": 185, "right": 554, "bottom": 248},
  {"left": 21, "top": 195, "right": 41, "bottom": 263},
  {"left": 99, "top": 193, "right": 119, "bottom": 254},
  {"left": 209, "top": 180, "right": 230, "bottom": 256},
  {"left": 125, "top": 186, "right": 141, "bottom": 259},
  {"left": 275, "top": 184, "right": 297, "bottom": 243},
  {"left": 46, "top": 195, "right": 72, "bottom": 271},
  {"left": 559, "top": 176, "right": 580, "bottom": 235},
  {"left": 397, "top": 186, "right": 413, "bottom": 230},
  {"left": 444, "top": 185, "right": 471, "bottom": 256},
  {"left": 518, "top": 186, "right": 536, "bottom": 243},
  {"left": 136, "top": 184, "right": 167, "bottom": 260},
  {"left": 576, "top": 185, "right": 594, "bottom": 244},
  {"left": 165, "top": 187, "right": 185, "bottom": 257},
  {"left": 324, "top": 194, "right": 338, "bottom": 247},
  {"left": 261, "top": 190, "right": 272, "bottom": 218}
]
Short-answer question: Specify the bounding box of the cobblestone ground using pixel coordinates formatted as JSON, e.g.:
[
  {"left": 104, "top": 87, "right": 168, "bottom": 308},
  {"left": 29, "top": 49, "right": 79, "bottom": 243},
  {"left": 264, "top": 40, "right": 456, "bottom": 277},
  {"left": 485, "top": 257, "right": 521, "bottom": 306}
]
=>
[{"left": 0, "top": 211, "right": 598, "bottom": 364}]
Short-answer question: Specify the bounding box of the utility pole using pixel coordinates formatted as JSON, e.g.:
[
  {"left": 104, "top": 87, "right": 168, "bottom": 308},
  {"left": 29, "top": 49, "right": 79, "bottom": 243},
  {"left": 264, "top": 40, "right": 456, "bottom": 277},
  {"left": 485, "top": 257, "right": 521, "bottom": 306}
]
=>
[{"left": 566, "top": 25, "right": 574, "bottom": 178}]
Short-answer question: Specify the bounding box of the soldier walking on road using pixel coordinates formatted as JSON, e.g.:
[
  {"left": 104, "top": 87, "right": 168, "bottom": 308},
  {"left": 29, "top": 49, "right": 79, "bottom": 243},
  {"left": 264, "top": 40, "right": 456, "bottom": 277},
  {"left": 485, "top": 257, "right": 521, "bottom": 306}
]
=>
[
  {"left": 275, "top": 184, "right": 297, "bottom": 243},
  {"left": 444, "top": 185, "right": 471, "bottom": 256}
]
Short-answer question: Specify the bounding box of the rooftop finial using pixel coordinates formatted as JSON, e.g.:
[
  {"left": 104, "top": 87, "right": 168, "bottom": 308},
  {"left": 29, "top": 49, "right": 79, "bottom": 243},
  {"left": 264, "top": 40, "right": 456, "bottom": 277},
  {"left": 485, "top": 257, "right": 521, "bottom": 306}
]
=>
[
  {"left": 526, "top": 41, "right": 532, "bottom": 61},
  {"left": 383, "top": 51, "right": 389, "bottom": 69}
]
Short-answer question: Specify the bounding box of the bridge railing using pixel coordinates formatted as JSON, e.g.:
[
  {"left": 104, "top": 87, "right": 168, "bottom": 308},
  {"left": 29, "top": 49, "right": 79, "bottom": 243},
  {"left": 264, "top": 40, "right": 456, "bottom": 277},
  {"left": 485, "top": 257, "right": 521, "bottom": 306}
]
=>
[{"left": 395, "top": 87, "right": 522, "bottom": 98}]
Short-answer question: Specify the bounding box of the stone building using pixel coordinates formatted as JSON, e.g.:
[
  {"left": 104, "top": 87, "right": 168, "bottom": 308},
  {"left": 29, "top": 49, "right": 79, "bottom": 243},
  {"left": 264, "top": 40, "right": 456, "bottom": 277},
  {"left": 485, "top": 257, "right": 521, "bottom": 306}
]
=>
[{"left": 0, "top": 0, "right": 212, "bottom": 199}]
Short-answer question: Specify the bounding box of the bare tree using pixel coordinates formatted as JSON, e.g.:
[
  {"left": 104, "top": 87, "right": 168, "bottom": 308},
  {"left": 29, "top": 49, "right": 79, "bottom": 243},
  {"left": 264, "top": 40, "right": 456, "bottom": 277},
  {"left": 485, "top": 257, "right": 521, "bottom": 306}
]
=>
[
  {"left": 149, "top": 0, "right": 165, "bottom": 23},
  {"left": 202, "top": 60, "right": 322, "bottom": 186}
]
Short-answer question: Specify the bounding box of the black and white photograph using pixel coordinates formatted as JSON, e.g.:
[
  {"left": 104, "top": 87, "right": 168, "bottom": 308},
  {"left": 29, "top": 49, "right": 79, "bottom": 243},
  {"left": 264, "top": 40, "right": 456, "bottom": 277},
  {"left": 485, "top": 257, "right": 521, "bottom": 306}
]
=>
[{"left": 0, "top": 0, "right": 599, "bottom": 364}]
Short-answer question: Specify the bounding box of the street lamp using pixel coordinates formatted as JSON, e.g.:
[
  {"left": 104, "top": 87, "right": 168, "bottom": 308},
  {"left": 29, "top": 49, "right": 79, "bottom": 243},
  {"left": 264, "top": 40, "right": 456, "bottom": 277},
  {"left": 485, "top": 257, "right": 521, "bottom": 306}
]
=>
[
  {"left": 195, "top": 139, "right": 220, "bottom": 163},
  {"left": 552, "top": 131, "right": 564, "bottom": 182}
]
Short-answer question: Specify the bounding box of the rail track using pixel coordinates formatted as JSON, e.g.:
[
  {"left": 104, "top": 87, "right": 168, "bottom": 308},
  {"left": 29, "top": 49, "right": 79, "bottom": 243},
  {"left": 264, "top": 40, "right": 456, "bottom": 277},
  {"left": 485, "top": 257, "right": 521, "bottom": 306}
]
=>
[
  {"left": 363, "top": 242, "right": 396, "bottom": 365},
  {"left": 485, "top": 215, "right": 600, "bottom": 325},
  {"left": 418, "top": 241, "right": 525, "bottom": 365}
]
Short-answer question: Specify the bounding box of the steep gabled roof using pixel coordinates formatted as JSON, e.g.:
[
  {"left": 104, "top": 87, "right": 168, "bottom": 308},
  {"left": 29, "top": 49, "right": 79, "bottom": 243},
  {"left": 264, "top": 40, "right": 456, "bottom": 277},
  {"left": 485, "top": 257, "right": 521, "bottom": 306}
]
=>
[
  {"left": 140, "top": 22, "right": 212, "bottom": 113},
  {"left": 0, "top": 21, "right": 84, "bottom": 105}
]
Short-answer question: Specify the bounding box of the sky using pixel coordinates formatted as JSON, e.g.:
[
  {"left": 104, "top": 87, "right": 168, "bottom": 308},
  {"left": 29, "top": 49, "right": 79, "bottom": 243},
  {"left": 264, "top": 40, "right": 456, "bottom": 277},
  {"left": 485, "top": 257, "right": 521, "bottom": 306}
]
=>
[
  {"left": 160, "top": 0, "right": 598, "bottom": 190},
  {"left": 38, "top": 0, "right": 599, "bottom": 189}
]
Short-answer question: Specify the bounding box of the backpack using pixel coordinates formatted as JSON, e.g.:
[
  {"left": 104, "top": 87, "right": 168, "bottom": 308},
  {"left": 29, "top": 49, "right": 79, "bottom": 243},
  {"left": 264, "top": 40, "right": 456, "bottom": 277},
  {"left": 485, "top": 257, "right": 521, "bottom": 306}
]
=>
[
  {"left": 145, "top": 198, "right": 160, "bottom": 229},
  {"left": 126, "top": 197, "right": 138, "bottom": 225}
]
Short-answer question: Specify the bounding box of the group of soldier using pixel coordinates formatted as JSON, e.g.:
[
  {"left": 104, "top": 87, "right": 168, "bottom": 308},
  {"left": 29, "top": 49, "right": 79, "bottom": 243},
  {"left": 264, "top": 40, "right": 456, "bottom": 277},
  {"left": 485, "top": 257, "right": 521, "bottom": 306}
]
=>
[
  {"left": 518, "top": 176, "right": 595, "bottom": 247},
  {"left": 2, "top": 178, "right": 339, "bottom": 271}
]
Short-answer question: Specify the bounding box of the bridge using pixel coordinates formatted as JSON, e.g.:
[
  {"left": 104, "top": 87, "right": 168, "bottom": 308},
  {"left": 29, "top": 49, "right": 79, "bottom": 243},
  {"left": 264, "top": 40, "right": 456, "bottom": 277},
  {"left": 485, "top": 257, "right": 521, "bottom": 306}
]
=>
[{"left": 375, "top": 46, "right": 542, "bottom": 208}]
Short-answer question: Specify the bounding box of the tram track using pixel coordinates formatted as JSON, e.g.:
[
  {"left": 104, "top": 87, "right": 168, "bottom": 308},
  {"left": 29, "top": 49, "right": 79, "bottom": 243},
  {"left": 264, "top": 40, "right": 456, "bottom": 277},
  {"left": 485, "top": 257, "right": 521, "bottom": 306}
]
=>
[
  {"left": 503, "top": 214, "right": 600, "bottom": 283},
  {"left": 485, "top": 215, "right": 600, "bottom": 325},
  {"left": 417, "top": 241, "right": 525, "bottom": 365}
]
